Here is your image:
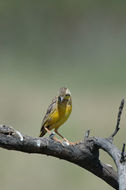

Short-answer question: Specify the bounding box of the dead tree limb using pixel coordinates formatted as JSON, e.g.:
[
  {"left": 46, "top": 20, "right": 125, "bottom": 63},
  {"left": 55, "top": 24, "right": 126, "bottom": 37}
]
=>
[
  {"left": 110, "top": 98, "right": 124, "bottom": 139},
  {"left": 0, "top": 99, "right": 125, "bottom": 190},
  {"left": 0, "top": 125, "right": 118, "bottom": 189}
]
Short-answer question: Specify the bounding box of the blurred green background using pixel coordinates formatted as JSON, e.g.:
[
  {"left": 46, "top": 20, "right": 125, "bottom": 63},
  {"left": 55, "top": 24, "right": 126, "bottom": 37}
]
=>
[{"left": 1, "top": 0, "right": 126, "bottom": 190}]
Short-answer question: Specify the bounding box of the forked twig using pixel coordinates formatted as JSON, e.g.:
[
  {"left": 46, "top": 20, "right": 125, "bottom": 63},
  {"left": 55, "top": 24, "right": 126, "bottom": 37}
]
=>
[{"left": 110, "top": 99, "right": 124, "bottom": 139}]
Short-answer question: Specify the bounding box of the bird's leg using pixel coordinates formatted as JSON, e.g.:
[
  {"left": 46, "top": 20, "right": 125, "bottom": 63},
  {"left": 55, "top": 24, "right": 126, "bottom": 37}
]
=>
[
  {"left": 54, "top": 129, "right": 66, "bottom": 140},
  {"left": 44, "top": 127, "right": 62, "bottom": 143},
  {"left": 54, "top": 129, "right": 80, "bottom": 145},
  {"left": 44, "top": 127, "right": 51, "bottom": 134},
  {"left": 54, "top": 129, "right": 71, "bottom": 143}
]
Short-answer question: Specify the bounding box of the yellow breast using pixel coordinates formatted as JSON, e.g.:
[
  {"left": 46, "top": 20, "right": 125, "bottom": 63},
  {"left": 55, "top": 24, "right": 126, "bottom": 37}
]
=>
[{"left": 48, "top": 102, "right": 72, "bottom": 130}]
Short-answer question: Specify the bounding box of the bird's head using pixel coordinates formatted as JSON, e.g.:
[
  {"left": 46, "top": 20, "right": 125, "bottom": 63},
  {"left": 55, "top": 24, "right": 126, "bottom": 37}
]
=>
[{"left": 58, "top": 87, "right": 71, "bottom": 103}]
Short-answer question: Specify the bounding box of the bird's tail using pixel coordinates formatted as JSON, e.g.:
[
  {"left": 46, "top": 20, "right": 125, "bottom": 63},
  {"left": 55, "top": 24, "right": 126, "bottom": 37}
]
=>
[{"left": 39, "top": 127, "right": 47, "bottom": 137}]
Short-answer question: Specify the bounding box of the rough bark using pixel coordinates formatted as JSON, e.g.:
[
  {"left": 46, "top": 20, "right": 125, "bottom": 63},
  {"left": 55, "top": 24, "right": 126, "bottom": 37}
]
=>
[{"left": 0, "top": 125, "right": 118, "bottom": 189}]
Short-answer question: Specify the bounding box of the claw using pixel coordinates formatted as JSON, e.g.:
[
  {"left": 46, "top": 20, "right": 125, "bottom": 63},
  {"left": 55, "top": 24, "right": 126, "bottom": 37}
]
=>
[{"left": 62, "top": 140, "right": 70, "bottom": 146}]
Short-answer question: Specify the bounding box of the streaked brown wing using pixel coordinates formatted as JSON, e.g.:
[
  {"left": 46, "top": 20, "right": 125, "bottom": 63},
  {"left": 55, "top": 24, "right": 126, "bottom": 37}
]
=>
[{"left": 41, "top": 96, "right": 58, "bottom": 127}]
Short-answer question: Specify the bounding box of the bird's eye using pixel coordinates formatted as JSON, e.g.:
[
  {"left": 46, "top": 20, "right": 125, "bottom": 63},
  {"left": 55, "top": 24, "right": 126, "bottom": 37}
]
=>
[{"left": 65, "top": 94, "right": 70, "bottom": 97}]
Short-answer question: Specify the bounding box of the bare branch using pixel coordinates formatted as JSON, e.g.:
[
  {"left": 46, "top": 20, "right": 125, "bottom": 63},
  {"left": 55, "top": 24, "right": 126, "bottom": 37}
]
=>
[
  {"left": 120, "top": 143, "right": 126, "bottom": 163},
  {"left": 110, "top": 99, "right": 124, "bottom": 139},
  {"left": 117, "top": 143, "right": 126, "bottom": 190},
  {"left": 0, "top": 125, "right": 118, "bottom": 190}
]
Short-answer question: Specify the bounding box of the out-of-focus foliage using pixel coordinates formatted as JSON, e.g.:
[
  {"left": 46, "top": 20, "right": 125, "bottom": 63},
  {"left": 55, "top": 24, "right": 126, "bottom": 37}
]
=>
[{"left": 0, "top": 1, "right": 126, "bottom": 190}]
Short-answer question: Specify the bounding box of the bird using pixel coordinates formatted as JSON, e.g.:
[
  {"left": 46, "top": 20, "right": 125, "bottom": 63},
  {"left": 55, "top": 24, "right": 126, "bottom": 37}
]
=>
[{"left": 39, "top": 87, "right": 72, "bottom": 143}]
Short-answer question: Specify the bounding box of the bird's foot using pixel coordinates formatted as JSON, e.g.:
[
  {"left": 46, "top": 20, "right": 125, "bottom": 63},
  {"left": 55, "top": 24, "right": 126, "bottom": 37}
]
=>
[
  {"left": 49, "top": 134, "right": 76, "bottom": 146},
  {"left": 62, "top": 140, "right": 70, "bottom": 146},
  {"left": 71, "top": 141, "right": 81, "bottom": 145},
  {"left": 63, "top": 138, "right": 81, "bottom": 146},
  {"left": 49, "top": 133, "right": 63, "bottom": 143},
  {"left": 62, "top": 138, "right": 76, "bottom": 146}
]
